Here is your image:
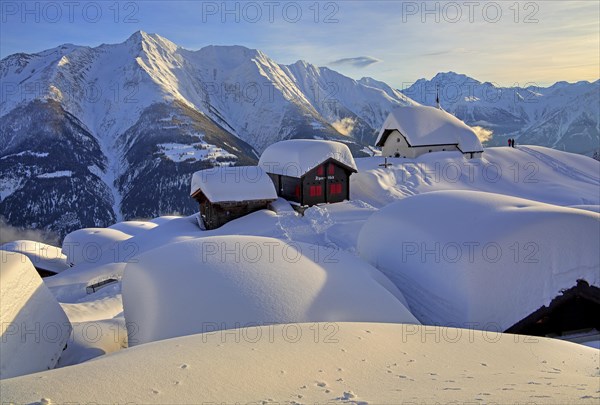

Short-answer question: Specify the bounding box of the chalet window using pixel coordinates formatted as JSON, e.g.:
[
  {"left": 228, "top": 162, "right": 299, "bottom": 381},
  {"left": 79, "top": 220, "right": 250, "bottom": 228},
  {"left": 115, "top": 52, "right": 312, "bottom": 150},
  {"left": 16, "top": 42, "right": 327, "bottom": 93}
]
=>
[
  {"left": 317, "top": 165, "right": 325, "bottom": 176},
  {"left": 295, "top": 184, "right": 301, "bottom": 197},
  {"left": 329, "top": 183, "right": 343, "bottom": 195},
  {"left": 309, "top": 185, "right": 323, "bottom": 197},
  {"left": 328, "top": 164, "right": 335, "bottom": 175}
]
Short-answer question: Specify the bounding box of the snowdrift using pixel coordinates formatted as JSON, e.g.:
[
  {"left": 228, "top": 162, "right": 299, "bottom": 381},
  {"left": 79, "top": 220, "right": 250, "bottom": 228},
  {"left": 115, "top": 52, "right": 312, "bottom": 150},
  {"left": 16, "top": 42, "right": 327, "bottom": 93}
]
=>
[
  {"left": 2, "top": 322, "right": 598, "bottom": 403},
  {"left": 358, "top": 190, "right": 600, "bottom": 330},
  {"left": 122, "top": 235, "right": 418, "bottom": 346},
  {"left": 352, "top": 146, "right": 600, "bottom": 208},
  {"left": 0, "top": 251, "right": 71, "bottom": 379}
]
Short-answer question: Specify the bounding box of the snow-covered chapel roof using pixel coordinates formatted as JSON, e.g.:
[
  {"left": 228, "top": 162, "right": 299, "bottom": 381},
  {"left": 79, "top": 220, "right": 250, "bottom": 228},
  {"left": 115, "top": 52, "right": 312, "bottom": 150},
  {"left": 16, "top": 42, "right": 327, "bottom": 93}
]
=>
[
  {"left": 375, "top": 105, "right": 483, "bottom": 153},
  {"left": 190, "top": 166, "right": 277, "bottom": 203},
  {"left": 259, "top": 139, "right": 358, "bottom": 178}
]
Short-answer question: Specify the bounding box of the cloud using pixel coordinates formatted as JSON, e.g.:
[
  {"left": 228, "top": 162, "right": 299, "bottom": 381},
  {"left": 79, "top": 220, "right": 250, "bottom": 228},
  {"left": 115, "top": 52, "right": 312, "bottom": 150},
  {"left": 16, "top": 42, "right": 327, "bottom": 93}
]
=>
[
  {"left": 331, "top": 117, "right": 357, "bottom": 136},
  {"left": 0, "top": 217, "right": 60, "bottom": 246},
  {"left": 471, "top": 126, "right": 494, "bottom": 144},
  {"left": 330, "top": 56, "right": 381, "bottom": 68}
]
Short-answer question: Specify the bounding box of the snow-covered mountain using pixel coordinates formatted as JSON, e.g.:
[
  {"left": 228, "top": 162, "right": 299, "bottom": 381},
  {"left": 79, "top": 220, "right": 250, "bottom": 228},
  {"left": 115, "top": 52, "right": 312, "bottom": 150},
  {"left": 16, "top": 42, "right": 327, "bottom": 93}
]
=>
[
  {"left": 0, "top": 31, "right": 412, "bottom": 236},
  {"left": 1, "top": 32, "right": 598, "bottom": 237},
  {"left": 401, "top": 72, "right": 600, "bottom": 155}
]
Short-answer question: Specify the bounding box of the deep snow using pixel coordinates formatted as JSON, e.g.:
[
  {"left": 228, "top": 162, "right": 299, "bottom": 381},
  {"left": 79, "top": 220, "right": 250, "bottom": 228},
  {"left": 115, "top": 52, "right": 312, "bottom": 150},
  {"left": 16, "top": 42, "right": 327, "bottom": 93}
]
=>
[
  {"left": 358, "top": 190, "right": 600, "bottom": 329},
  {"left": 1, "top": 145, "right": 598, "bottom": 402}
]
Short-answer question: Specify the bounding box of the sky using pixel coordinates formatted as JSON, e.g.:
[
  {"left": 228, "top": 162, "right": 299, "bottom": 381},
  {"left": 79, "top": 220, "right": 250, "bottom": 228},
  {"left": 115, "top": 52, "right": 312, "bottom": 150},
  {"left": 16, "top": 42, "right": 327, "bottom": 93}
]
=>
[{"left": 1, "top": 1, "right": 599, "bottom": 88}]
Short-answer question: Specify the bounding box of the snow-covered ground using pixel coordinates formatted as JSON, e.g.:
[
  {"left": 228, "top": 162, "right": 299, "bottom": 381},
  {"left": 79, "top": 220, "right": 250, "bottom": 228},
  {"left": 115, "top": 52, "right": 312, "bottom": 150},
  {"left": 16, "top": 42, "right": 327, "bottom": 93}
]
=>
[
  {"left": 2, "top": 322, "right": 598, "bottom": 404},
  {"left": 157, "top": 141, "right": 237, "bottom": 163},
  {"left": 1, "top": 145, "right": 599, "bottom": 402}
]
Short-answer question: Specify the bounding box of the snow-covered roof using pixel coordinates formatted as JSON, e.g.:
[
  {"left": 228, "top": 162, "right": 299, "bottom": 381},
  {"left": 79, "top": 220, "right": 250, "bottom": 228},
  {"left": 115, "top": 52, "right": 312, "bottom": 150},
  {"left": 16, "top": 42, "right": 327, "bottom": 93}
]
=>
[
  {"left": 190, "top": 166, "right": 277, "bottom": 203},
  {"left": 1, "top": 251, "right": 71, "bottom": 379},
  {"left": 375, "top": 105, "right": 483, "bottom": 153},
  {"left": 62, "top": 228, "right": 133, "bottom": 267},
  {"left": 122, "top": 235, "right": 418, "bottom": 346},
  {"left": 0, "top": 240, "right": 69, "bottom": 274},
  {"left": 358, "top": 190, "right": 600, "bottom": 330},
  {"left": 259, "top": 140, "right": 358, "bottom": 178}
]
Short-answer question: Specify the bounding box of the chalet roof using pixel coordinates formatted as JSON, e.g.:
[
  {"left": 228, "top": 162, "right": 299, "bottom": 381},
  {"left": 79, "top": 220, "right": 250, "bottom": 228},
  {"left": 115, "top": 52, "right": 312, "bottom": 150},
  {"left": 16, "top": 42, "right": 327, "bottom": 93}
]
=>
[
  {"left": 259, "top": 140, "right": 358, "bottom": 178},
  {"left": 190, "top": 166, "right": 277, "bottom": 203},
  {"left": 375, "top": 105, "right": 483, "bottom": 153}
]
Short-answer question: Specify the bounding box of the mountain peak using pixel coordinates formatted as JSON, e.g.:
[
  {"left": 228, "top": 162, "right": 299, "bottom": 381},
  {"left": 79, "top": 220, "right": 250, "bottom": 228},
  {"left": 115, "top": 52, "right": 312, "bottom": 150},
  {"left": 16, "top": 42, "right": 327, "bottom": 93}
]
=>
[
  {"left": 431, "top": 71, "right": 480, "bottom": 85},
  {"left": 125, "top": 31, "right": 179, "bottom": 52}
]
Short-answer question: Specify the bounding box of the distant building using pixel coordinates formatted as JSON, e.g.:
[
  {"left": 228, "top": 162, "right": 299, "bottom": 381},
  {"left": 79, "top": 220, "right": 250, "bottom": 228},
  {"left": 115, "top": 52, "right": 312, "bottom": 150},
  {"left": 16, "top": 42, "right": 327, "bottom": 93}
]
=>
[
  {"left": 259, "top": 140, "right": 357, "bottom": 206},
  {"left": 376, "top": 105, "right": 483, "bottom": 159},
  {"left": 190, "top": 166, "right": 277, "bottom": 230}
]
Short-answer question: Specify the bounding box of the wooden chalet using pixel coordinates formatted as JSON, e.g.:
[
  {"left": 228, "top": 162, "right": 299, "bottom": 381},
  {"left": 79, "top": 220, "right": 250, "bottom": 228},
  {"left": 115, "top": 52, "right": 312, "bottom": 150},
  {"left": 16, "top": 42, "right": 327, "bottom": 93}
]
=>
[
  {"left": 259, "top": 140, "right": 358, "bottom": 207},
  {"left": 505, "top": 279, "right": 600, "bottom": 340},
  {"left": 190, "top": 166, "right": 277, "bottom": 230}
]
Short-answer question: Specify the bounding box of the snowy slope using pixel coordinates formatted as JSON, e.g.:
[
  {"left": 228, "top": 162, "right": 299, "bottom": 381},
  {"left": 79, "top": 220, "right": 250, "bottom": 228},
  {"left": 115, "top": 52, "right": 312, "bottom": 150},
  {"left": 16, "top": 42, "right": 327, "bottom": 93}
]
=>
[
  {"left": 352, "top": 147, "right": 600, "bottom": 208},
  {"left": 2, "top": 322, "right": 598, "bottom": 404}
]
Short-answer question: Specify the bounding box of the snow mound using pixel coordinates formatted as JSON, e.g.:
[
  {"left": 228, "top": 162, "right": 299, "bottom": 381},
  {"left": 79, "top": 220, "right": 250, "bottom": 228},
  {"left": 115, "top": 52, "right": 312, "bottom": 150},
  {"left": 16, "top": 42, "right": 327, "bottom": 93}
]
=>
[
  {"left": 108, "top": 220, "right": 158, "bottom": 236},
  {"left": 375, "top": 105, "right": 483, "bottom": 153},
  {"left": 122, "top": 235, "right": 418, "bottom": 346},
  {"left": 259, "top": 139, "right": 357, "bottom": 177},
  {"left": 0, "top": 240, "right": 68, "bottom": 274},
  {"left": 190, "top": 166, "right": 277, "bottom": 202},
  {"left": 62, "top": 228, "right": 133, "bottom": 266},
  {"left": 0, "top": 251, "right": 71, "bottom": 379},
  {"left": 2, "top": 322, "right": 598, "bottom": 403},
  {"left": 358, "top": 190, "right": 600, "bottom": 330}
]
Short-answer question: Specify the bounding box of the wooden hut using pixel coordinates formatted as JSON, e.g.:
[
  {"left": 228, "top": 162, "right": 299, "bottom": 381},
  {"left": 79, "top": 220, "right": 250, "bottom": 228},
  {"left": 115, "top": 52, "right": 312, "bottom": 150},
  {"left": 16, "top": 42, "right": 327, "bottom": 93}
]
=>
[
  {"left": 190, "top": 166, "right": 277, "bottom": 230},
  {"left": 259, "top": 140, "right": 358, "bottom": 206},
  {"left": 505, "top": 279, "right": 600, "bottom": 341}
]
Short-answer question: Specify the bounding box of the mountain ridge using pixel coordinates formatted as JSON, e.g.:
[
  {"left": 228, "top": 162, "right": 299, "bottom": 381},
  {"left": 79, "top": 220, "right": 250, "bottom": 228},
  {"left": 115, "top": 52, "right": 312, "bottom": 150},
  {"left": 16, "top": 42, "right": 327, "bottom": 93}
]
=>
[{"left": 1, "top": 31, "right": 598, "bottom": 236}]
